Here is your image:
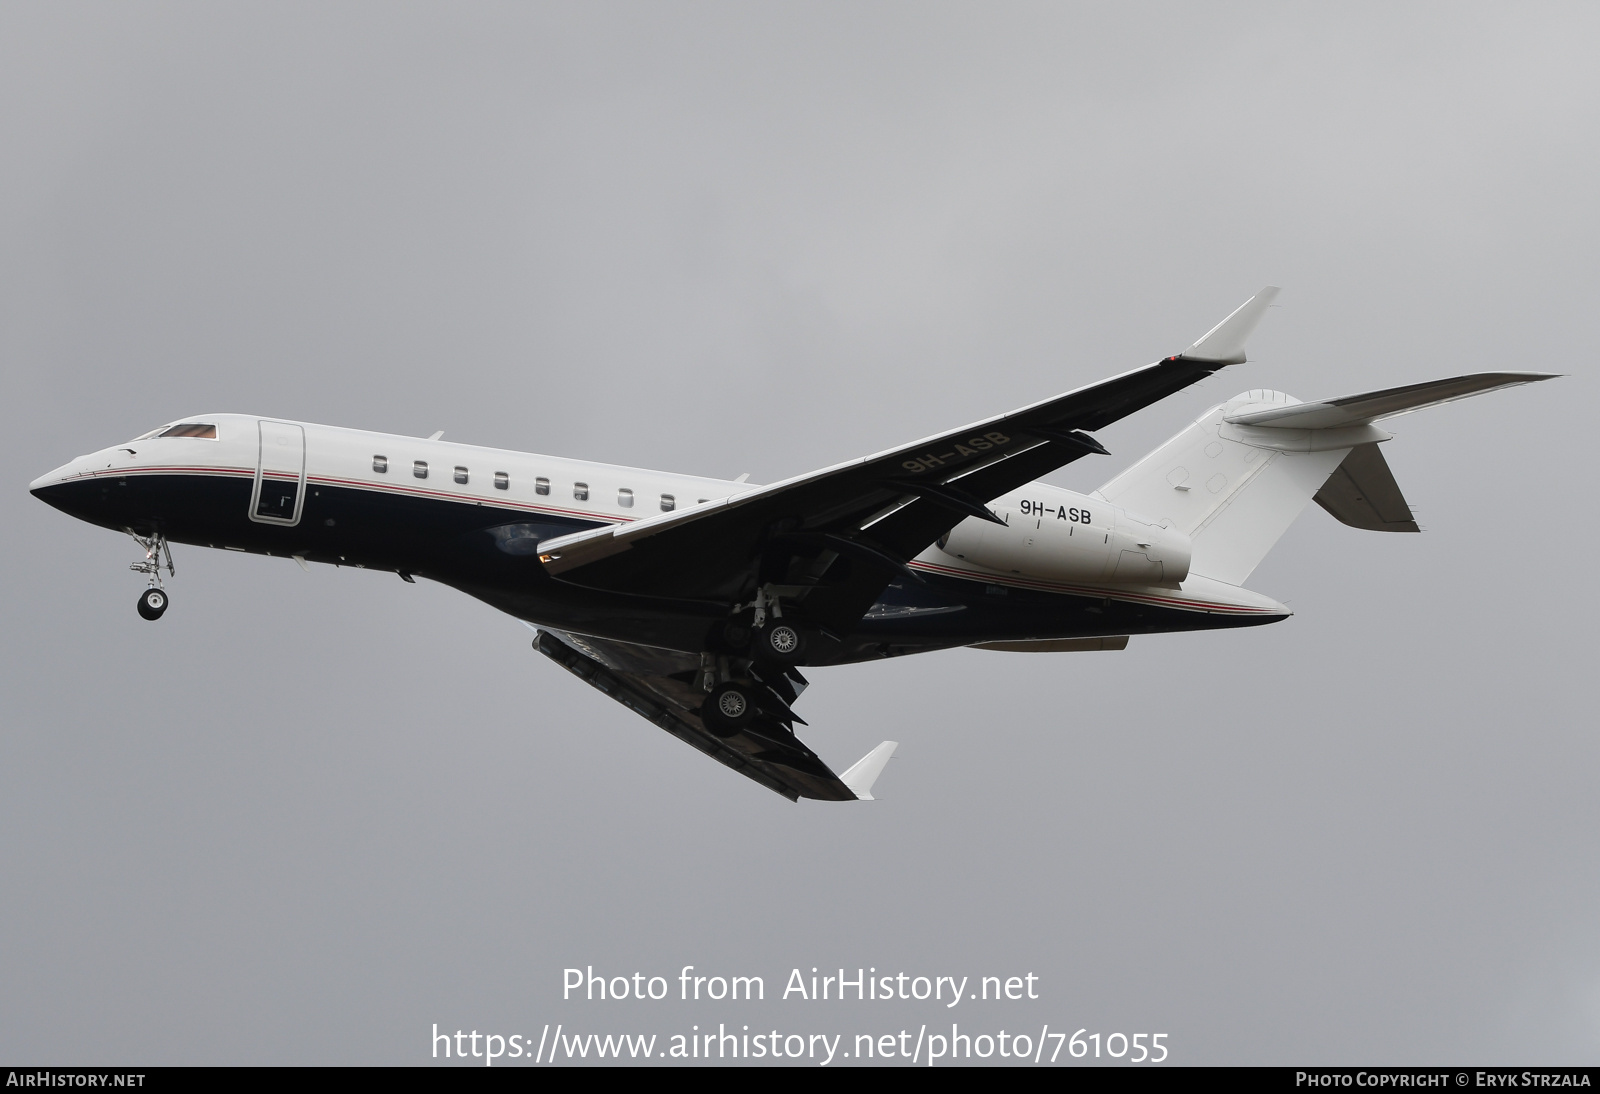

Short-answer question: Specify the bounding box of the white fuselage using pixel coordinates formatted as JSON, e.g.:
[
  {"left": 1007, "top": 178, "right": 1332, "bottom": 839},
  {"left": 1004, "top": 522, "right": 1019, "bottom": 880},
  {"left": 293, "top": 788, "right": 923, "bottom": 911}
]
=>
[{"left": 30, "top": 413, "right": 1289, "bottom": 639}]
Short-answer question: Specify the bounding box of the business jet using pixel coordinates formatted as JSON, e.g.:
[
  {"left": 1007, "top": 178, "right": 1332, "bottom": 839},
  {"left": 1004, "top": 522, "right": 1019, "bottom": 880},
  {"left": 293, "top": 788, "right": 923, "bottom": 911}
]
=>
[{"left": 30, "top": 288, "right": 1554, "bottom": 802}]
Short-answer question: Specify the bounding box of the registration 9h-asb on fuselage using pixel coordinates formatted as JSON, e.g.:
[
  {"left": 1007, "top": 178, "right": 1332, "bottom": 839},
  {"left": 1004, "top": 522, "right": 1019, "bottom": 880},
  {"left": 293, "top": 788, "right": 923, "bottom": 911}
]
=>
[{"left": 30, "top": 289, "right": 1554, "bottom": 802}]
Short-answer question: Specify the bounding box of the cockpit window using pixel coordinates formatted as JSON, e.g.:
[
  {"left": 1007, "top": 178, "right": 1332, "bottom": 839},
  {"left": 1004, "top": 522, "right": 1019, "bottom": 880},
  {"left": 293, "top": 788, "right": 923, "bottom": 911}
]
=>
[{"left": 157, "top": 423, "right": 218, "bottom": 439}]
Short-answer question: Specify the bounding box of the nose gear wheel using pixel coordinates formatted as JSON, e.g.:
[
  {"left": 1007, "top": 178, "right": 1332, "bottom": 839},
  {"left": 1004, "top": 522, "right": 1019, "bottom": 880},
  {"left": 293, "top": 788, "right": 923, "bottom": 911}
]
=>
[{"left": 137, "top": 587, "right": 168, "bottom": 620}]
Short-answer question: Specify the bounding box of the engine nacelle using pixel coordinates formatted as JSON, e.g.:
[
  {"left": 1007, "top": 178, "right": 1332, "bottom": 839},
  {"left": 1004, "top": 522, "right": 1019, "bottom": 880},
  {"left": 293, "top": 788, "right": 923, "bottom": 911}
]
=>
[{"left": 936, "top": 486, "right": 1191, "bottom": 586}]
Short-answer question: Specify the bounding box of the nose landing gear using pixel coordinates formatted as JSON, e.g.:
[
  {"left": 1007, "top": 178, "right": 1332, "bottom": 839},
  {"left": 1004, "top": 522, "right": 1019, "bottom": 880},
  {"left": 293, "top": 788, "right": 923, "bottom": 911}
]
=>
[{"left": 128, "top": 531, "right": 174, "bottom": 621}]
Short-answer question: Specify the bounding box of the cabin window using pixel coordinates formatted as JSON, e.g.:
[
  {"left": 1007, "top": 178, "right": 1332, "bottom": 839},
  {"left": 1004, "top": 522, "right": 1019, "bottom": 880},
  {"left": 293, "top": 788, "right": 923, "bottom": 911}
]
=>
[
  {"left": 573, "top": 482, "right": 589, "bottom": 501},
  {"left": 454, "top": 466, "right": 469, "bottom": 485},
  {"left": 535, "top": 477, "right": 550, "bottom": 496},
  {"left": 618, "top": 488, "right": 634, "bottom": 508},
  {"left": 372, "top": 456, "right": 388, "bottom": 473},
  {"left": 494, "top": 471, "right": 509, "bottom": 490},
  {"left": 660, "top": 493, "right": 675, "bottom": 512},
  {"left": 414, "top": 461, "right": 428, "bottom": 479},
  {"left": 158, "top": 423, "right": 218, "bottom": 439}
]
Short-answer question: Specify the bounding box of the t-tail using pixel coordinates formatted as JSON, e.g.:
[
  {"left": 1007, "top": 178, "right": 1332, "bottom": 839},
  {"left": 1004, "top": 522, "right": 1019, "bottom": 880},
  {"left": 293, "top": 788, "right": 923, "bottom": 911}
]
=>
[{"left": 1094, "top": 372, "right": 1559, "bottom": 586}]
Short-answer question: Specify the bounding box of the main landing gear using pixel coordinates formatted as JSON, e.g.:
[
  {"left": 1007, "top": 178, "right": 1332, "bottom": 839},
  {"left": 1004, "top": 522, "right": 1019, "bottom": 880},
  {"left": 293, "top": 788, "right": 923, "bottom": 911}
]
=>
[
  {"left": 736, "top": 585, "right": 810, "bottom": 665},
  {"left": 129, "top": 531, "right": 173, "bottom": 621},
  {"left": 752, "top": 620, "right": 806, "bottom": 663},
  {"left": 698, "top": 585, "right": 815, "bottom": 737}
]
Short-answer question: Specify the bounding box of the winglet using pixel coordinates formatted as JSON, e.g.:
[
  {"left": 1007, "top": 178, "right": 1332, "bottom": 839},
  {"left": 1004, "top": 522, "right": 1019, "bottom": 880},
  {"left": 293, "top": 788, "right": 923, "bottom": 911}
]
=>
[
  {"left": 1182, "top": 286, "right": 1280, "bottom": 365},
  {"left": 840, "top": 741, "right": 898, "bottom": 801}
]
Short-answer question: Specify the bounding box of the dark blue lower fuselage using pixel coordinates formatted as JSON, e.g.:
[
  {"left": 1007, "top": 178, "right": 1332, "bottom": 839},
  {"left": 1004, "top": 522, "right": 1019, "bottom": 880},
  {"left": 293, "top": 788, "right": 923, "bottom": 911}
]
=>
[{"left": 32, "top": 470, "right": 1283, "bottom": 664}]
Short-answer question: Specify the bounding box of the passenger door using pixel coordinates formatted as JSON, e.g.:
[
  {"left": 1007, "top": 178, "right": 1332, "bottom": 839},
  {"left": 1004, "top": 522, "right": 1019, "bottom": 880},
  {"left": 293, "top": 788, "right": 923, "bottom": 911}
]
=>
[{"left": 250, "top": 421, "right": 306, "bottom": 526}]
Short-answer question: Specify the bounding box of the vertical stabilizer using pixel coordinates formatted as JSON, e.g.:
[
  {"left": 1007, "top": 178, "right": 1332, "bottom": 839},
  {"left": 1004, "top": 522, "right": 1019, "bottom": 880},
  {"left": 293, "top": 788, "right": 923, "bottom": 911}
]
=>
[
  {"left": 1094, "top": 393, "right": 1352, "bottom": 585},
  {"left": 1094, "top": 371, "right": 1556, "bottom": 586}
]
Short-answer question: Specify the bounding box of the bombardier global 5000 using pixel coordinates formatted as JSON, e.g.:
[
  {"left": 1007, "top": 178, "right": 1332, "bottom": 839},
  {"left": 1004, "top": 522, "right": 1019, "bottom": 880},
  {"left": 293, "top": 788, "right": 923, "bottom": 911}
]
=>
[{"left": 30, "top": 289, "right": 1554, "bottom": 802}]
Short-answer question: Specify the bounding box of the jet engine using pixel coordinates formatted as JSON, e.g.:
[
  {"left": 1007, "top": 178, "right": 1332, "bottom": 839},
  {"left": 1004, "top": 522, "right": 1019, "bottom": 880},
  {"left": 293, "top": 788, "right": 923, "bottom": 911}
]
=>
[{"left": 937, "top": 488, "right": 1191, "bottom": 586}]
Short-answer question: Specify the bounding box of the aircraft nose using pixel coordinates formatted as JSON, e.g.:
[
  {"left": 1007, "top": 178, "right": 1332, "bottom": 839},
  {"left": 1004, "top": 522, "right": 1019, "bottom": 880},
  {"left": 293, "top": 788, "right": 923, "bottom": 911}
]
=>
[
  {"left": 31, "top": 464, "right": 72, "bottom": 496},
  {"left": 30, "top": 461, "right": 94, "bottom": 516}
]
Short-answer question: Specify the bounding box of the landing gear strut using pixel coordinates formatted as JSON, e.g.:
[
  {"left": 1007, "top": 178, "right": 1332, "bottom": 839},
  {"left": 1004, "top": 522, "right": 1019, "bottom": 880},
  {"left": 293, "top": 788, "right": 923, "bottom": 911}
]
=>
[
  {"left": 129, "top": 531, "right": 173, "bottom": 621},
  {"left": 698, "top": 584, "right": 816, "bottom": 734}
]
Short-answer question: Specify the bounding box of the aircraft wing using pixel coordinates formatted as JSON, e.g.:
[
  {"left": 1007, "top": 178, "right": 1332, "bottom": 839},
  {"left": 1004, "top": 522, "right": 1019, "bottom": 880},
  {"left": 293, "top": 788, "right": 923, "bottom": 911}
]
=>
[
  {"left": 533, "top": 628, "right": 862, "bottom": 801},
  {"left": 536, "top": 287, "right": 1279, "bottom": 634}
]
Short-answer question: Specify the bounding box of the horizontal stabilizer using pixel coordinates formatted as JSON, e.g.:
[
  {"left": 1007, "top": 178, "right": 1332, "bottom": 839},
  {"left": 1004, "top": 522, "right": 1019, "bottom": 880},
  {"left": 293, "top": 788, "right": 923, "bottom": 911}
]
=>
[
  {"left": 1182, "top": 286, "right": 1280, "bottom": 364},
  {"left": 1314, "top": 443, "right": 1418, "bottom": 532},
  {"left": 1225, "top": 372, "right": 1558, "bottom": 430},
  {"left": 841, "top": 741, "right": 898, "bottom": 801},
  {"left": 1098, "top": 370, "right": 1558, "bottom": 584}
]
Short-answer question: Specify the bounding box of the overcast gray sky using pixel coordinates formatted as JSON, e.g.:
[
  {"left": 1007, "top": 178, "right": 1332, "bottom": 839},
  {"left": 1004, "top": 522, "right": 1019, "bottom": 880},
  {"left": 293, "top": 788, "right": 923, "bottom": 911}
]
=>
[{"left": 2, "top": 1, "right": 1595, "bottom": 1066}]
